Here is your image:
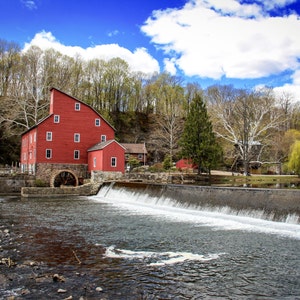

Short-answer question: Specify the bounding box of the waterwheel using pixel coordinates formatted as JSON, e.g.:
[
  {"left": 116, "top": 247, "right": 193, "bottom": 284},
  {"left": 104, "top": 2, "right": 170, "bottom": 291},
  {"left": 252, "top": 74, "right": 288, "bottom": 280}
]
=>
[{"left": 53, "top": 171, "right": 77, "bottom": 187}]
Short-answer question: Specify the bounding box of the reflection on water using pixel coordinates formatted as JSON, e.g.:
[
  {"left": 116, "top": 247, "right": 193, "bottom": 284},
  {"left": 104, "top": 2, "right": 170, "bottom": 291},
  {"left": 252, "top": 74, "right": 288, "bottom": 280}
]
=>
[{"left": 1, "top": 195, "right": 300, "bottom": 299}]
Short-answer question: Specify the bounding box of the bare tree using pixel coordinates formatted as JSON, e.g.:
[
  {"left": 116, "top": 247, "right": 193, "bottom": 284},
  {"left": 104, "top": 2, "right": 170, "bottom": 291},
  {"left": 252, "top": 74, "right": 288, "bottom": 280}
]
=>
[{"left": 206, "top": 85, "right": 285, "bottom": 175}]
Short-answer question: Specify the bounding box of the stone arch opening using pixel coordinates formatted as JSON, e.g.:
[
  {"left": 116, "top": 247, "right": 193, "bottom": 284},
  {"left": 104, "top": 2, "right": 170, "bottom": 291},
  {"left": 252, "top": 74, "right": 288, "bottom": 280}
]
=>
[{"left": 51, "top": 170, "right": 78, "bottom": 187}]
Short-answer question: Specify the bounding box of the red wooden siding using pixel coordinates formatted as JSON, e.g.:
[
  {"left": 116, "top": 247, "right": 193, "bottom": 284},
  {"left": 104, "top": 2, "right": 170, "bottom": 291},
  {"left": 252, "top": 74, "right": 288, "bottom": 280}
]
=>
[
  {"left": 21, "top": 88, "right": 116, "bottom": 171},
  {"left": 88, "top": 141, "right": 125, "bottom": 173},
  {"left": 176, "top": 159, "right": 195, "bottom": 169}
]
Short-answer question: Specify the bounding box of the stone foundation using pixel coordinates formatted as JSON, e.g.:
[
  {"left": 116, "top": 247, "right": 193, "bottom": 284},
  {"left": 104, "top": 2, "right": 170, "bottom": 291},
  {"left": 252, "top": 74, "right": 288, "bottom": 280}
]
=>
[
  {"left": 36, "top": 163, "right": 88, "bottom": 185},
  {"left": 91, "top": 171, "right": 124, "bottom": 182},
  {"left": 21, "top": 182, "right": 102, "bottom": 197}
]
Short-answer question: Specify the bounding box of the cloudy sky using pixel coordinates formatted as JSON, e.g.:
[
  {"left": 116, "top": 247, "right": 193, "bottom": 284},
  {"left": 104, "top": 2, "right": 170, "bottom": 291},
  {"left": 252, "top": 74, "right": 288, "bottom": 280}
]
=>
[{"left": 1, "top": 0, "right": 300, "bottom": 102}]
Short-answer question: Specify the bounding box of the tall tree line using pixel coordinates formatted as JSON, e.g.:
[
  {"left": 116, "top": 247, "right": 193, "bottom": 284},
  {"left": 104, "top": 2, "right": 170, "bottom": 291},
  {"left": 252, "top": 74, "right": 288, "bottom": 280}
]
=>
[{"left": 1, "top": 39, "right": 300, "bottom": 172}]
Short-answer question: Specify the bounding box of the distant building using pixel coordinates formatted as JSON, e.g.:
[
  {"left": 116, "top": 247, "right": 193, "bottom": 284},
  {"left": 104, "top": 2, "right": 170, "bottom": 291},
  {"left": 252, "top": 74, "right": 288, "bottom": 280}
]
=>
[
  {"left": 122, "top": 143, "right": 148, "bottom": 168},
  {"left": 176, "top": 159, "right": 197, "bottom": 171},
  {"left": 20, "top": 88, "right": 125, "bottom": 186},
  {"left": 88, "top": 140, "right": 125, "bottom": 173}
]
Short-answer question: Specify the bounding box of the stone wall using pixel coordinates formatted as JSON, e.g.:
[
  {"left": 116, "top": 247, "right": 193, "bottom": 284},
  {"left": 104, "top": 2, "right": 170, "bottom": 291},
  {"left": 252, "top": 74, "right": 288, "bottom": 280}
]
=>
[
  {"left": 0, "top": 175, "right": 35, "bottom": 194},
  {"left": 91, "top": 170, "right": 124, "bottom": 182},
  {"left": 36, "top": 163, "right": 88, "bottom": 185},
  {"left": 21, "top": 182, "right": 102, "bottom": 197}
]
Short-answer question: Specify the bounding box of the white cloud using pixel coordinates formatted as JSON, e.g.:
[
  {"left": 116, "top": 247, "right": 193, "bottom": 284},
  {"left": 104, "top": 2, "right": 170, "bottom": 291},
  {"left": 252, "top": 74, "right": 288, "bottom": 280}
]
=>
[
  {"left": 23, "top": 31, "right": 160, "bottom": 75},
  {"left": 141, "top": 0, "right": 300, "bottom": 80},
  {"left": 21, "top": 0, "right": 37, "bottom": 10},
  {"left": 141, "top": 0, "right": 300, "bottom": 101},
  {"left": 273, "top": 70, "right": 300, "bottom": 103},
  {"left": 163, "top": 58, "right": 177, "bottom": 75}
]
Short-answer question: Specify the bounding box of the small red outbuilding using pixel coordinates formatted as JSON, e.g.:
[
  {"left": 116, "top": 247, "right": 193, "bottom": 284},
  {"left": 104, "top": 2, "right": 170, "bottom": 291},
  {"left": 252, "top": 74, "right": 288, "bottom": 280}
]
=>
[
  {"left": 88, "top": 140, "right": 125, "bottom": 173},
  {"left": 176, "top": 159, "right": 196, "bottom": 170}
]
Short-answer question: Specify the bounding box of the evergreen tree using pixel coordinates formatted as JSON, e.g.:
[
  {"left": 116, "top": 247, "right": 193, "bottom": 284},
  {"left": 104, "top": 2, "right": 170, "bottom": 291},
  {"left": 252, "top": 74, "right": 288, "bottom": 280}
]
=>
[{"left": 180, "top": 94, "right": 221, "bottom": 174}]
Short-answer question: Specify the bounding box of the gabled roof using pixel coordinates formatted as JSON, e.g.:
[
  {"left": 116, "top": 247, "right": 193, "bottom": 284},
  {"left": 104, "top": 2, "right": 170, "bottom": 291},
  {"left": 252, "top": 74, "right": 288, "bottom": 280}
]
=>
[
  {"left": 88, "top": 140, "right": 126, "bottom": 152},
  {"left": 121, "top": 143, "right": 147, "bottom": 154},
  {"left": 50, "top": 87, "right": 116, "bottom": 131},
  {"left": 22, "top": 87, "right": 116, "bottom": 136},
  {"left": 21, "top": 115, "right": 52, "bottom": 136}
]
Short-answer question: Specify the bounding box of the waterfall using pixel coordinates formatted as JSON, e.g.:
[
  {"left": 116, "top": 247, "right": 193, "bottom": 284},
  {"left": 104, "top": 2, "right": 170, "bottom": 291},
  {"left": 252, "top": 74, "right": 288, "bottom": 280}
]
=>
[{"left": 91, "top": 181, "right": 300, "bottom": 240}]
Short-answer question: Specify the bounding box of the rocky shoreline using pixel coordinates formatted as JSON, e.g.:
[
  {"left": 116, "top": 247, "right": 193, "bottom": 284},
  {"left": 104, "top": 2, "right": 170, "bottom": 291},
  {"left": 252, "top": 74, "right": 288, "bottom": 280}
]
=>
[{"left": 0, "top": 222, "right": 110, "bottom": 300}]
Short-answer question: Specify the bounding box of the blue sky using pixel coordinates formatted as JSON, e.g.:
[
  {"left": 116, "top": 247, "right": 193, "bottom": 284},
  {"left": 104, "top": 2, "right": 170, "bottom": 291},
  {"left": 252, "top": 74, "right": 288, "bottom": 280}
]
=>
[{"left": 1, "top": 0, "right": 300, "bottom": 102}]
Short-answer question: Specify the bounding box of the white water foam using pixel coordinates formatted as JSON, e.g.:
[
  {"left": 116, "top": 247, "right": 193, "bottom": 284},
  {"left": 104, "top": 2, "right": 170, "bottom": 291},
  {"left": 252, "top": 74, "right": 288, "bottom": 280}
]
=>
[
  {"left": 91, "top": 186, "right": 300, "bottom": 240},
  {"left": 104, "top": 245, "right": 222, "bottom": 266}
]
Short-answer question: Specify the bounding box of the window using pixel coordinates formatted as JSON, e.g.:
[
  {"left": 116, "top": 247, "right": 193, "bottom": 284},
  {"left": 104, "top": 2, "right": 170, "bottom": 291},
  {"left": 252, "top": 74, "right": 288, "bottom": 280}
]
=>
[
  {"left": 74, "top": 150, "right": 80, "bottom": 160},
  {"left": 111, "top": 157, "right": 117, "bottom": 167},
  {"left": 34, "top": 132, "right": 36, "bottom": 142},
  {"left": 93, "top": 157, "right": 97, "bottom": 168},
  {"left": 95, "top": 119, "right": 101, "bottom": 126},
  {"left": 138, "top": 154, "right": 143, "bottom": 160},
  {"left": 74, "top": 133, "right": 80, "bottom": 142},
  {"left": 46, "top": 131, "right": 52, "bottom": 141},
  {"left": 75, "top": 103, "right": 80, "bottom": 111},
  {"left": 54, "top": 115, "right": 60, "bottom": 123},
  {"left": 46, "top": 149, "right": 52, "bottom": 159},
  {"left": 101, "top": 135, "right": 106, "bottom": 142}
]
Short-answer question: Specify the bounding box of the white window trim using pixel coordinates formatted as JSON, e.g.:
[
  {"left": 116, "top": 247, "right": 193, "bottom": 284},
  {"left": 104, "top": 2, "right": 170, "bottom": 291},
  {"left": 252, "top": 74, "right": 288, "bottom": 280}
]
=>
[
  {"left": 95, "top": 118, "right": 101, "bottom": 126},
  {"left": 74, "top": 150, "right": 80, "bottom": 160},
  {"left": 54, "top": 115, "right": 60, "bottom": 123},
  {"left": 74, "top": 133, "right": 80, "bottom": 143},
  {"left": 46, "top": 131, "right": 52, "bottom": 141},
  {"left": 101, "top": 135, "right": 106, "bottom": 142},
  {"left": 46, "top": 149, "right": 52, "bottom": 159},
  {"left": 111, "top": 157, "right": 117, "bottom": 167},
  {"left": 75, "top": 103, "right": 80, "bottom": 111},
  {"left": 93, "top": 157, "right": 97, "bottom": 168}
]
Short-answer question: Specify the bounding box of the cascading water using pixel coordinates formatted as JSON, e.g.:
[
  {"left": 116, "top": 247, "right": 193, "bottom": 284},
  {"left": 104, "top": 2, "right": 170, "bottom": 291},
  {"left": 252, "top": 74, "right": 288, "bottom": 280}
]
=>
[
  {"left": 1, "top": 186, "right": 299, "bottom": 299},
  {"left": 92, "top": 182, "right": 300, "bottom": 240}
]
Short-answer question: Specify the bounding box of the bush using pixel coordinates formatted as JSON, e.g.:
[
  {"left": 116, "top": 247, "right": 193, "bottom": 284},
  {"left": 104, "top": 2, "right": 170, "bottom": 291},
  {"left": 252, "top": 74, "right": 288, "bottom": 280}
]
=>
[
  {"left": 35, "top": 179, "right": 48, "bottom": 187},
  {"left": 149, "top": 163, "right": 164, "bottom": 172},
  {"left": 163, "top": 155, "right": 172, "bottom": 170}
]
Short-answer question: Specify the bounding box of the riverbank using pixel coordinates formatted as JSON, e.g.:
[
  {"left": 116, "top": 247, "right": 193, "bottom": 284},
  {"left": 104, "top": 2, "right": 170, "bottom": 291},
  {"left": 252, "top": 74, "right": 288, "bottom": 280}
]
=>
[{"left": 0, "top": 211, "right": 107, "bottom": 299}]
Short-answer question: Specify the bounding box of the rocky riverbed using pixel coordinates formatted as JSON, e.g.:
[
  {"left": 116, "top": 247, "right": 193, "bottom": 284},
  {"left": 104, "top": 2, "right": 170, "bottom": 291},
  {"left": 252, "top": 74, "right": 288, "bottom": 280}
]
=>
[{"left": 0, "top": 223, "right": 111, "bottom": 300}]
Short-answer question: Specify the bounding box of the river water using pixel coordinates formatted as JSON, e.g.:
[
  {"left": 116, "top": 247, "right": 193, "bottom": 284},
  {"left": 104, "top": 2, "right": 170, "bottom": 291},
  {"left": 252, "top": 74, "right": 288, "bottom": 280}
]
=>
[{"left": 1, "top": 184, "right": 300, "bottom": 299}]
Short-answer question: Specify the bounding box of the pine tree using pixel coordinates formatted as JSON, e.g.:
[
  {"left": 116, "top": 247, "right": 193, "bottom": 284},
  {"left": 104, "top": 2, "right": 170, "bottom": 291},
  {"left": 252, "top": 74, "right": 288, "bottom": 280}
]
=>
[{"left": 180, "top": 93, "right": 221, "bottom": 174}]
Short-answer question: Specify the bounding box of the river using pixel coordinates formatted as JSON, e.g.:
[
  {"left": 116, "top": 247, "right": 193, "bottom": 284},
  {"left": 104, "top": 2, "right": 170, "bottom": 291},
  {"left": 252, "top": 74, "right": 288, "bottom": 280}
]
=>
[{"left": 0, "top": 184, "right": 300, "bottom": 299}]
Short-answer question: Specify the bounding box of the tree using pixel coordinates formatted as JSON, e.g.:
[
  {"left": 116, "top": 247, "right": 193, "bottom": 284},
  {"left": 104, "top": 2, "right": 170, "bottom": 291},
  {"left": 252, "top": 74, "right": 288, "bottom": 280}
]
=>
[
  {"left": 287, "top": 141, "right": 300, "bottom": 175},
  {"left": 206, "top": 85, "right": 285, "bottom": 175},
  {"left": 180, "top": 93, "right": 221, "bottom": 175}
]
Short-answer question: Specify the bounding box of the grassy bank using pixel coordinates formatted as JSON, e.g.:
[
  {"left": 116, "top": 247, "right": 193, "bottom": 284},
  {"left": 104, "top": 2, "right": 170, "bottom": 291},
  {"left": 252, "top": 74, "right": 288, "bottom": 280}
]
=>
[{"left": 209, "top": 173, "right": 300, "bottom": 187}]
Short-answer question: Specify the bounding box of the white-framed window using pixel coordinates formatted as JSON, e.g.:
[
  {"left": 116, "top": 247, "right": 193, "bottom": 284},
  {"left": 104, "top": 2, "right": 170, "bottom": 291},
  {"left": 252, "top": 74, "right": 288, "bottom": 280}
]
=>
[
  {"left": 54, "top": 115, "right": 60, "bottom": 123},
  {"left": 101, "top": 135, "right": 106, "bottom": 142},
  {"left": 111, "top": 157, "right": 117, "bottom": 167},
  {"left": 74, "top": 133, "right": 80, "bottom": 142},
  {"left": 46, "top": 131, "right": 52, "bottom": 141},
  {"left": 138, "top": 154, "right": 143, "bottom": 160},
  {"left": 74, "top": 150, "right": 80, "bottom": 160},
  {"left": 75, "top": 103, "right": 80, "bottom": 111},
  {"left": 95, "top": 119, "right": 101, "bottom": 126},
  {"left": 46, "top": 149, "right": 52, "bottom": 159},
  {"left": 93, "top": 157, "right": 97, "bottom": 168}
]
